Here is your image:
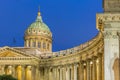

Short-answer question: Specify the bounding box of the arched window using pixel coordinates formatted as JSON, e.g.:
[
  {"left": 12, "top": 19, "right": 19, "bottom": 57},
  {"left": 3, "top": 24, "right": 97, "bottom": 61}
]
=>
[{"left": 38, "top": 42, "right": 41, "bottom": 48}]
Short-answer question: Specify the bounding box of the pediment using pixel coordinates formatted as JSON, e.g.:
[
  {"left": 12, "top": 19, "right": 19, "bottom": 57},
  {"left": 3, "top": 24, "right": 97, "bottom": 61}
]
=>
[{"left": 0, "top": 46, "right": 33, "bottom": 57}]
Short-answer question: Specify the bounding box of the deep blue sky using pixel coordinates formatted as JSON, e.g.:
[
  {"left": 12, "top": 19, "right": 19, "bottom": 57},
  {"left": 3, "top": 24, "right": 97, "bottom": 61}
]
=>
[{"left": 0, "top": 0, "right": 103, "bottom": 51}]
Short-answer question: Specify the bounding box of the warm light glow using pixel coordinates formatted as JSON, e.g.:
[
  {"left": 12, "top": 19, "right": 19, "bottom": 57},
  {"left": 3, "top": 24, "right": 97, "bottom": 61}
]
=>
[
  {"left": 84, "top": 63, "right": 86, "bottom": 66},
  {"left": 96, "top": 59, "right": 99, "bottom": 63},
  {"left": 90, "top": 61, "right": 93, "bottom": 64}
]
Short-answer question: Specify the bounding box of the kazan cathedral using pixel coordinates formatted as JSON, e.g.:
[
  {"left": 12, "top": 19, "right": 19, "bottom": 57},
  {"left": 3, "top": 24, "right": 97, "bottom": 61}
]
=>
[{"left": 0, "top": 0, "right": 120, "bottom": 80}]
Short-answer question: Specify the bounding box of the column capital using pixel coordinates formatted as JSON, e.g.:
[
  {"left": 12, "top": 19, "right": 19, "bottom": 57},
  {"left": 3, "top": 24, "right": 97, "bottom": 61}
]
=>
[
  {"left": 86, "top": 58, "right": 91, "bottom": 62},
  {"left": 92, "top": 56, "right": 98, "bottom": 60},
  {"left": 80, "top": 60, "right": 85, "bottom": 64},
  {"left": 74, "top": 63, "right": 79, "bottom": 67}
]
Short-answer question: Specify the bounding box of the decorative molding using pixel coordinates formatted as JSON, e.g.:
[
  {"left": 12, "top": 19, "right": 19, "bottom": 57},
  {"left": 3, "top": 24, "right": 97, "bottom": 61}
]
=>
[{"left": 104, "top": 31, "right": 118, "bottom": 39}]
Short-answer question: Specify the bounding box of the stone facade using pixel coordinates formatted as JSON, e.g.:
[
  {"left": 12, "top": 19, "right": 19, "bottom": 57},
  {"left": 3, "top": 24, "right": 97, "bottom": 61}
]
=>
[{"left": 0, "top": 0, "right": 119, "bottom": 80}]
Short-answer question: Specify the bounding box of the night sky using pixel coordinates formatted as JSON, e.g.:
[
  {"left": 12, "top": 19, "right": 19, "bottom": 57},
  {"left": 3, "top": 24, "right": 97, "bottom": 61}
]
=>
[{"left": 0, "top": 0, "right": 103, "bottom": 51}]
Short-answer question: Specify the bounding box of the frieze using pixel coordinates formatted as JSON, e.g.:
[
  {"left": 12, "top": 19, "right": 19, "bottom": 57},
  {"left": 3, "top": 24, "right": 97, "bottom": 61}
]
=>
[
  {"left": 96, "top": 14, "right": 120, "bottom": 31},
  {"left": 104, "top": 24, "right": 112, "bottom": 28},
  {"left": 97, "top": 14, "right": 120, "bottom": 22}
]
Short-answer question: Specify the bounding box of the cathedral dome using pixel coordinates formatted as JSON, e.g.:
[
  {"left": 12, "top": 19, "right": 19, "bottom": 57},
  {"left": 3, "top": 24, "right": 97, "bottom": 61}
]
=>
[
  {"left": 25, "top": 11, "right": 52, "bottom": 37},
  {"left": 24, "top": 10, "right": 52, "bottom": 52}
]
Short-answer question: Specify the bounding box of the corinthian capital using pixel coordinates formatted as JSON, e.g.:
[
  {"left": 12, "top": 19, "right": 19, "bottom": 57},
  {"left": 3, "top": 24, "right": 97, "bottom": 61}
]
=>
[{"left": 104, "top": 31, "right": 118, "bottom": 39}]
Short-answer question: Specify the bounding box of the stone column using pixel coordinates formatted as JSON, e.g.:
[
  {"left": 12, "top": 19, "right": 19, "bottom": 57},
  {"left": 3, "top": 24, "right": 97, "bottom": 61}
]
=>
[
  {"left": 1, "top": 65, "right": 5, "bottom": 75},
  {"left": 84, "top": 61, "right": 87, "bottom": 80},
  {"left": 97, "top": 54, "right": 102, "bottom": 80},
  {"left": 26, "top": 66, "right": 32, "bottom": 80},
  {"left": 71, "top": 65, "right": 74, "bottom": 80},
  {"left": 90, "top": 61, "right": 93, "bottom": 80},
  {"left": 92, "top": 56, "right": 97, "bottom": 80},
  {"left": 52, "top": 68, "right": 56, "bottom": 80},
  {"left": 49, "top": 68, "right": 53, "bottom": 80},
  {"left": 26, "top": 40, "right": 29, "bottom": 47},
  {"left": 60, "top": 68, "right": 62, "bottom": 80},
  {"left": 22, "top": 66, "right": 25, "bottom": 80},
  {"left": 12, "top": 65, "right": 16, "bottom": 78},
  {"left": 79, "top": 61, "right": 84, "bottom": 80},
  {"left": 66, "top": 67, "right": 70, "bottom": 80},
  {"left": 74, "top": 64, "right": 77, "bottom": 80},
  {"left": 16, "top": 66, "right": 22, "bottom": 80},
  {"left": 56, "top": 67, "right": 59, "bottom": 80},
  {"left": 38, "top": 68, "right": 41, "bottom": 80},
  {"left": 62, "top": 67, "right": 66, "bottom": 80},
  {"left": 37, "top": 67, "right": 41, "bottom": 80},
  {"left": 30, "top": 39, "right": 32, "bottom": 47},
  {"left": 86, "top": 59, "right": 90, "bottom": 80},
  {"left": 44, "top": 67, "right": 49, "bottom": 80},
  {"left": 32, "top": 66, "right": 36, "bottom": 80},
  {"left": 57, "top": 68, "right": 60, "bottom": 80},
  {"left": 8, "top": 66, "right": 12, "bottom": 75}
]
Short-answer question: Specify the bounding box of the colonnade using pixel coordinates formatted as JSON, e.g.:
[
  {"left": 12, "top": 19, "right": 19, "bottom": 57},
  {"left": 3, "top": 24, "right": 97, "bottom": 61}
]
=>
[
  {"left": 0, "top": 65, "right": 40, "bottom": 80},
  {"left": 25, "top": 38, "right": 52, "bottom": 52},
  {"left": 43, "top": 53, "right": 103, "bottom": 80}
]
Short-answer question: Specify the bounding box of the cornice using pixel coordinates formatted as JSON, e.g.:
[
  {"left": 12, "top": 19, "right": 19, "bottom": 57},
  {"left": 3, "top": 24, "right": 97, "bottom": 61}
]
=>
[{"left": 40, "top": 32, "right": 104, "bottom": 67}]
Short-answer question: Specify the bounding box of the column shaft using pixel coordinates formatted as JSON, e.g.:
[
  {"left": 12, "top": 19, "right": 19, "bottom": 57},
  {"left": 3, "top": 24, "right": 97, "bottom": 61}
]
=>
[
  {"left": 79, "top": 61, "right": 84, "bottom": 80},
  {"left": 66, "top": 67, "right": 70, "bottom": 80},
  {"left": 26, "top": 66, "right": 32, "bottom": 80},
  {"left": 22, "top": 66, "right": 25, "bottom": 80},
  {"left": 60, "top": 68, "right": 62, "bottom": 80},
  {"left": 74, "top": 64, "right": 77, "bottom": 80},
  {"left": 71, "top": 66, "right": 74, "bottom": 80},
  {"left": 63, "top": 68, "right": 66, "bottom": 80},
  {"left": 86, "top": 60, "right": 90, "bottom": 80},
  {"left": 97, "top": 54, "right": 102, "bottom": 80},
  {"left": 49, "top": 68, "right": 53, "bottom": 80},
  {"left": 92, "top": 56, "right": 97, "bottom": 80}
]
